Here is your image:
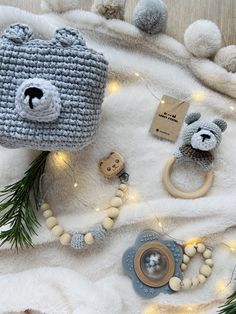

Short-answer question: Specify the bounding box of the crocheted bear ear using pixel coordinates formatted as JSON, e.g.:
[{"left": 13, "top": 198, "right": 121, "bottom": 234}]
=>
[
  {"left": 53, "top": 28, "right": 86, "bottom": 47},
  {"left": 2, "top": 23, "right": 33, "bottom": 44},
  {"left": 213, "top": 118, "right": 227, "bottom": 132},
  {"left": 185, "top": 112, "right": 201, "bottom": 125}
]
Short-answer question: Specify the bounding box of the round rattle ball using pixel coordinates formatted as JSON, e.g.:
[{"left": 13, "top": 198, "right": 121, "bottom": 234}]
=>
[
  {"left": 132, "top": 0, "right": 168, "bottom": 34},
  {"left": 214, "top": 45, "right": 236, "bottom": 73},
  {"left": 91, "top": 0, "right": 126, "bottom": 20},
  {"left": 184, "top": 20, "right": 221, "bottom": 58}
]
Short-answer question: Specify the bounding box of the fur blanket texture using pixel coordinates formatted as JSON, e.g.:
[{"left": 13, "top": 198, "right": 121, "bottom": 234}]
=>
[{"left": 0, "top": 5, "right": 236, "bottom": 314}]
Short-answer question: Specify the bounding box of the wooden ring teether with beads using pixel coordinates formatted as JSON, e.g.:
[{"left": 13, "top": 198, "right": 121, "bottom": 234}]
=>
[
  {"left": 162, "top": 112, "right": 227, "bottom": 199},
  {"left": 122, "top": 230, "right": 214, "bottom": 299},
  {"left": 162, "top": 156, "right": 214, "bottom": 199},
  {"left": 40, "top": 151, "right": 129, "bottom": 250}
]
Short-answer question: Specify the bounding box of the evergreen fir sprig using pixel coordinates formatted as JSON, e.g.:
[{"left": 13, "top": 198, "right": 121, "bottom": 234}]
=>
[
  {"left": 0, "top": 151, "right": 50, "bottom": 249},
  {"left": 219, "top": 290, "right": 236, "bottom": 314}
]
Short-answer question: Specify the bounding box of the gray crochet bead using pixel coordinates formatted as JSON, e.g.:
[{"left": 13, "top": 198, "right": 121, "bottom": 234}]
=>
[
  {"left": 0, "top": 24, "right": 108, "bottom": 151},
  {"left": 132, "top": 0, "right": 168, "bottom": 34},
  {"left": 70, "top": 232, "right": 85, "bottom": 250},
  {"left": 91, "top": 224, "right": 107, "bottom": 240}
]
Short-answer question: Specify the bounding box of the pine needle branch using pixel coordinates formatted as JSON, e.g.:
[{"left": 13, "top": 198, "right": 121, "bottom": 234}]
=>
[
  {"left": 0, "top": 151, "right": 50, "bottom": 249},
  {"left": 219, "top": 290, "right": 236, "bottom": 314}
]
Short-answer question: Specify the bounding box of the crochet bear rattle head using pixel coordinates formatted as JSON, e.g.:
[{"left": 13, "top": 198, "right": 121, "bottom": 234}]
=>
[
  {"left": 176, "top": 112, "right": 227, "bottom": 171},
  {"left": 0, "top": 23, "right": 108, "bottom": 151}
]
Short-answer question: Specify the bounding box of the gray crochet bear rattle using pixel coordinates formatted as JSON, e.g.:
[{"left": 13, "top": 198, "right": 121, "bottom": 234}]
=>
[
  {"left": 0, "top": 24, "right": 108, "bottom": 151},
  {"left": 175, "top": 112, "right": 227, "bottom": 171}
]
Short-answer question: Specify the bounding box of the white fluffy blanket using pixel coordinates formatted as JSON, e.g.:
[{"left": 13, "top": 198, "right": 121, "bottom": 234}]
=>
[{"left": 0, "top": 6, "right": 236, "bottom": 314}]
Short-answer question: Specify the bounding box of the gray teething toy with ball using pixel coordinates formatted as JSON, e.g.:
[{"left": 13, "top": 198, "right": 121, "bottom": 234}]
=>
[{"left": 162, "top": 113, "right": 227, "bottom": 199}]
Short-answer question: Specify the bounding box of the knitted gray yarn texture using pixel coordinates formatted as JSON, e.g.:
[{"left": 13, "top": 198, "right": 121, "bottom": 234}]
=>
[
  {"left": 0, "top": 24, "right": 108, "bottom": 151},
  {"left": 175, "top": 112, "right": 227, "bottom": 171},
  {"left": 71, "top": 232, "right": 85, "bottom": 250}
]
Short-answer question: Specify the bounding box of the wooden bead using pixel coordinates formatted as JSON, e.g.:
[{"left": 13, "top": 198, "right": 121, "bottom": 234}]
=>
[
  {"left": 169, "top": 277, "right": 181, "bottom": 292},
  {"left": 205, "top": 259, "right": 214, "bottom": 267},
  {"left": 84, "top": 232, "right": 95, "bottom": 245},
  {"left": 181, "top": 263, "right": 187, "bottom": 271},
  {"left": 40, "top": 203, "right": 49, "bottom": 211},
  {"left": 183, "top": 254, "right": 190, "bottom": 264},
  {"left": 107, "top": 207, "right": 120, "bottom": 219},
  {"left": 116, "top": 190, "right": 124, "bottom": 198},
  {"left": 110, "top": 197, "right": 123, "bottom": 208},
  {"left": 51, "top": 225, "right": 64, "bottom": 237},
  {"left": 182, "top": 278, "right": 192, "bottom": 290},
  {"left": 199, "top": 265, "right": 212, "bottom": 277},
  {"left": 197, "top": 243, "right": 206, "bottom": 253},
  {"left": 46, "top": 216, "right": 57, "bottom": 229},
  {"left": 60, "top": 233, "right": 71, "bottom": 246},
  {"left": 43, "top": 210, "right": 53, "bottom": 218},
  {"left": 191, "top": 276, "right": 200, "bottom": 288},
  {"left": 102, "top": 217, "right": 114, "bottom": 230},
  {"left": 119, "top": 184, "right": 128, "bottom": 192},
  {"left": 198, "top": 274, "right": 206, "bottom": 284},
  {"left": 203, "top": 249, "right": 212, "bottom": 259},
  {"left": 184, "top": 245, "right": 196, "bottom": 257}
]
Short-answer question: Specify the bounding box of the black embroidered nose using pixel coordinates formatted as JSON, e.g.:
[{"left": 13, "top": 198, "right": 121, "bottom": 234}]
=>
[
  {"left": 201, "top": 134, "right": 211, "bottom": 142},
  {"left": 24, "top": 87, "right": 43, "bottom": 109}
]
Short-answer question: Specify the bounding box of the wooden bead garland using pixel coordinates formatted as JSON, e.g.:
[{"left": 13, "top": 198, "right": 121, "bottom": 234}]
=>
[
  {"left": 41, "top": 151, "right": 129, "bottom": 250},
  {"left": 41, "top": 182, "right": 128, "bottom": 249},
  {"left": 169, "top": 243, "right": 214, "bottom": 291}
]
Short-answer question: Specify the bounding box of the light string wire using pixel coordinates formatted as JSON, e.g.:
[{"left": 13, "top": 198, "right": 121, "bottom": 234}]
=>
[
  {"left": 108, "top": 71, "right": 236, "bottom": 116},
  {"left": 39, "top": 152, "right": 119, "bottom": 213}
]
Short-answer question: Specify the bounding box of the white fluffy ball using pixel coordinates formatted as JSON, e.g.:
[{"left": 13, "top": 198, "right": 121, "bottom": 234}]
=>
[
  {"left": 214, "top": 45, "right": 236, "bottom": 73},
  {"left": 91, "top": 0, "right": 126, "bottom": 20},
  {"left": 132, "top": 0, "right": 168, "bottom": 34},
  {"left": 41, "top": 0, "right": 80, "bottom": 13},
  {"left": 184, "top": 20, "right": 221, "bottom": 58}
]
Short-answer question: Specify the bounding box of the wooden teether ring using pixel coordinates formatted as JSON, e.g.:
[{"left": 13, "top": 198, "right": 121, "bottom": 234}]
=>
[{"left": 162, "top": 156, "right": 214, "bottom": 199}]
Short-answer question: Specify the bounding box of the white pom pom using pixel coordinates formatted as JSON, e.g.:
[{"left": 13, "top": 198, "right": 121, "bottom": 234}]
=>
[
  {"left": 214, "top": 45, "right": 236, "bottom": 73},
  {"left": 41, "top": 0, "right": 80, "bottom": 13},
  {"left": 184, "top": 20, "right": 221, "bottom": 58},
  {"left": 91, "top": 0, "right": 126, "bottom": 20}
]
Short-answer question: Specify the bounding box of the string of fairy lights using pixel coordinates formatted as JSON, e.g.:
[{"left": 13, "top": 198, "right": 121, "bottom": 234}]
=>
[
  {"left": 47, "top": 72, "right": 236, "bottom": 314},
  {"left": 107, "top": 71, "right": 236, "bottom": 116}
]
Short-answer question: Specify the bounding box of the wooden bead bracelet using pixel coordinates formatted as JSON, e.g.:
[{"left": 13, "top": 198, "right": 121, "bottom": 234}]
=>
[
  {"left": 40, "top": 151, "right": 129, "bottom": 250},
  {"left": 169, "top": 242, "right": 214, "bottom": 291}
]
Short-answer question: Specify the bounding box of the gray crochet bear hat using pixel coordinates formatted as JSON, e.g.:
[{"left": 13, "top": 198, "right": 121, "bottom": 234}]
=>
[
  {"left": 0, "top": 24, "right": 108, "bottom": 151},
  {"left": 176, "top": 112, "right": 227, "bottom": 171}
]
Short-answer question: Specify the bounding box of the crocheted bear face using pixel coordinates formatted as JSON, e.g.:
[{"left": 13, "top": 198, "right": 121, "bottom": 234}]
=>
[
  {"left": 182, "top": 112, "right": 227, "bottom": 151},
  {"left": 0, "top": 24, "right": 108, "bottom": 151}
]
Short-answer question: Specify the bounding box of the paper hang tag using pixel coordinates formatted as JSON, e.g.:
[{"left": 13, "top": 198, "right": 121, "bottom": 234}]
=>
[{"left": 149, "top": 95, "right": 190, "bottom": 142}]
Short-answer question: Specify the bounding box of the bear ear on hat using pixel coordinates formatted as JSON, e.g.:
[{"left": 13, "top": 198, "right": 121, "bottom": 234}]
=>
[
  {"left": 185, "top": 112, "right": 201, "bottom": 125},
  {"left": 53, "top": 28, "right": 86, "bottom": 47},
  {"left": 2, "top": 23, "right": 33, "bottom": 44},
  {"left": 213, "top": 118, "right": 227, "bottom": 132}
]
